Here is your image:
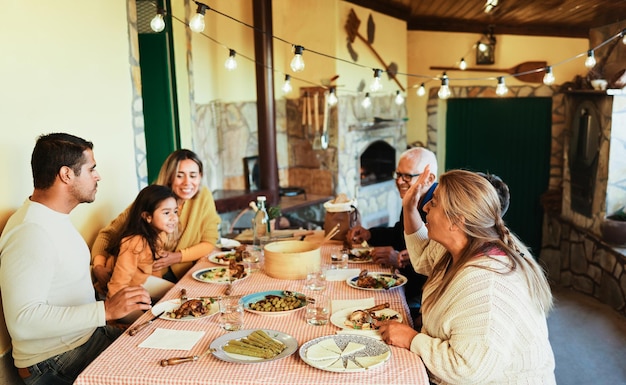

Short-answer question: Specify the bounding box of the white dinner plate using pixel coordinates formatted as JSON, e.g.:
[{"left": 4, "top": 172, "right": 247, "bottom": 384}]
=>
[
  {"left": 218, "top": 238, "right": 241, "bottom": 249},
  {"left": 151, "top": 298, "right": 218, "bottom": 321},
  {"left": 192, "top": 267, "right": 248, "bottom": 284},
  {"left": 330, "top": 306, "right": 402, "bottom": 330},
  {"left": 299, "top": 335, "right": 391, "bottom": 372},
  {"left": 208, "top": 251, "right": 238, "bottom": 265},
  {"left": 210, "top": 329, "right": 298, "bottom": 364},
  {"left": 241, "top": 290, "right": 307, "bottom": 317},
  {"left": 346, "top": 272, "right": 407, "bottom": 291}
]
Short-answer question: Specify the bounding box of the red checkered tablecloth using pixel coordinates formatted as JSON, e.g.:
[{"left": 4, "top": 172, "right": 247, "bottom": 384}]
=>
[{"left": 75, "top": 243, "right": 430, "bottom": 385}]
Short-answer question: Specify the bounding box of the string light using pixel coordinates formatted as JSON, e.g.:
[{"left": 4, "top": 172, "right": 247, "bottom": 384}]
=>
[
  {"left": 224, "top": 49, "right": 237, "bottom": 71},
  {"left": 290, "top": 45, "right": 305, "bottom": 72},
  {"left": 438, "top": 75, "right": 451, "bottom": 99},
  {"left": 459, "top": 58, "right": 467, "bottom": 70},
  {"left": 189, "top": 3, "right": 209, "bottom": 33},
  {"left": 150, "top": 8, "right": 166, "bottom": 33},
  {"left": 416, "top": 83, "right": 426, "bottom": 97},
  {"left": 281, "top": 74, "right": 292, "bottom": 94},
  {"left": 584, "top": 50, "right": 596, "bottom": 69},
  {"left": 394, "top": 90, "right": 404, "bottom": 105},
  {"left": 370, "top": 69, "right": 383, "bottom": 91},
  {"left": 543, "top": 66, "right": 555, "bottom": 85},
  {"left": 495, "top": 76, "right": 508, "bottom": 96},
  {"left": 361, "top": 92, "right": 372, "bottom": 108},
  {"left": 177, "top": 3, "right": 626, "bottom": 95},
  {"left": 327, "top": 87, "right": 338, "bottom": 106}
]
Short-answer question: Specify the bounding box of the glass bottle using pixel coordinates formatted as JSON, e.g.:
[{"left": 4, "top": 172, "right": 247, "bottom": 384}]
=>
[{"left": 252, "top": 196, "right": 270, "bottom": 251}]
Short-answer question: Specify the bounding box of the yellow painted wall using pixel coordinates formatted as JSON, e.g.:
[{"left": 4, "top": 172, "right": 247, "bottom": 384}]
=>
[
  {"left": 406, "top": 31, "right": 589, "bottom": 145},
  {"left": 0, "top": 1, "right": 138, "bottom": 355}
]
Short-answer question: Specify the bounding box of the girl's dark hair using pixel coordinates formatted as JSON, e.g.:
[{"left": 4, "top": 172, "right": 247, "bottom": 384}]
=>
[{"left": 106, "top": 185, "right": 177, "bottom": 258}]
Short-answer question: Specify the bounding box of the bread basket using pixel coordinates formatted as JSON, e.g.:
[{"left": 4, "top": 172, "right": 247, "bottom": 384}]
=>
[{"left": 263, "top": 240, "right": 321, "bottom": 280}]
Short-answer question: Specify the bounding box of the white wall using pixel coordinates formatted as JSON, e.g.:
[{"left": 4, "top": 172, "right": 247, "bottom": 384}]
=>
[{"left": 0, "top": 2, "right": 139, "bottom": 353}]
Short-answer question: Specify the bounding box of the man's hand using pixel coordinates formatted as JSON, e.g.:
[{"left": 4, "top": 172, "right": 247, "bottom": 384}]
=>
[
  {"left": 372, "top": 247, "right": 410, "bottom": 268},
  {"left": 104, "top": 286, "right": 151, "bottom": 321},
  {"left": 92, "top": 265, "right": 112, "bottom": 289},
  {"left": 346, "top": 225, "right": 371, "bottom": 246}
]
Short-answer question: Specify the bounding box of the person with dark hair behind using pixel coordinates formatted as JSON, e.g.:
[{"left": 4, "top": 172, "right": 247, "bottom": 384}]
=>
[{"left": 0, "top": 133, "right": 151, "bottom": 384}]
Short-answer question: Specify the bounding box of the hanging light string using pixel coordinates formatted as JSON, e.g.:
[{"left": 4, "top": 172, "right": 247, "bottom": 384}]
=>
[{"left": 166, "top": 3, "right": 625, "bottom": 92}]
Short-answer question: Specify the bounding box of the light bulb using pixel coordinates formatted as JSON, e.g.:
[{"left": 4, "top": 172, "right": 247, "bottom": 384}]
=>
[
  {"left": 495, "top": 76, "right": 508, "bottom": 96},
  {"left": 224, "top": 49, "right": 237, "bottom": 71},
  {"left": 361, "top": 93, "right": 372, "bottom": 109},
  {"left": 459, "top": 58, "right": 467, "bottom": 70},
  {"left": 327, "top": 88, "right": 338, "bottom": 106},
  {"left": 416, "top": 83, "right": 426, "bottom": 97},
  {"left": 543, "top": 66, "right": 555, "bottom": 85},
  {"left": 394, "top": 90, "right": 404, "bottom": 105},
  {"left": 438, "top": 77, "right": 451, "bottom": 99},
  {"left": 622, "top": 29, "right": 626, "bottom": 44},
  {"left": 150, "top": 11, "right": 165, "bottom": 32},
  {"left": 478, "top": 42, "right": 488, "bottom": 52},
  {"left": 189, "top": 4, "right": 208, "bottom": 33},
  {"left": 290, "top": 45, "right": 305, "bottom": 72},
  {"left": 281, "top": 75, "right": 292, "bottom": 94},
  {"left": 584, "top": 50, "right": 596, "bottom": 69},
  {"left": 370, "top": 69, "right": 383, "bottom": 91}
]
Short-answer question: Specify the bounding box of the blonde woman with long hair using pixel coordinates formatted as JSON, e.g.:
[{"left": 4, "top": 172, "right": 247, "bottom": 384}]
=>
[{"left": 378, "top": 168, "right": 555, "bottom": 385}]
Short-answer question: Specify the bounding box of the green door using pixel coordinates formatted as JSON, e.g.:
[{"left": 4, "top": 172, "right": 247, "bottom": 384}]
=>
[
  {"left": 138, "top": 0, "right": 179, "bottom": 183},
  {"left": 445, "top": 97, "right": 552, "bottom": 254}
]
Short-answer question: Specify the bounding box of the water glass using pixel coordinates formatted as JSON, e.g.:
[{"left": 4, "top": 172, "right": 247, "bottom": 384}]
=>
[
  {"left": 305, "top": 294, "right": 330, "bottom": 326},
  {"left": 305, "top": 270, "right": 326, "bottom": 291},
  {"left": 330, "top": 253, "right": 349, "bottom": 269},
  {"left": 219, "top": 297, "right": 244, "bottom": 331},
  {"left": 242, "top": 249, "right": 262, "bottom": 273}
]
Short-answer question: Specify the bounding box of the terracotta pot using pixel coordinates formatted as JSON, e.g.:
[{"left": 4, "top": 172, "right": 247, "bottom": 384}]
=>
[{"left": 600, "top": 218, "right": 626, "bottom": 247}]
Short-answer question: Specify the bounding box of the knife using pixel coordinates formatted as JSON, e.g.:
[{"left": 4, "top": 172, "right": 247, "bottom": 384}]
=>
[
  {"left": 128, "top": 311, "right": 165, "bottom": 336},
  {"left": 160, "top": 346, "right": 215, "bottom": 366}
]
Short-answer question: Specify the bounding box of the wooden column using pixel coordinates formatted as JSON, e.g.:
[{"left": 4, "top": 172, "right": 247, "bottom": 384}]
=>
[{"left": 253, "top": 0, "right": 279, "bottom": 205}]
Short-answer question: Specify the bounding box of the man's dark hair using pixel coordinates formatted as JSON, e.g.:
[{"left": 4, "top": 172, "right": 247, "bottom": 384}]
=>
[
  {"left": 31, "top": 133, "right": 94, "bottom": 189},
  {"left": 476, "top": 172, "right": 511, "bottom": 216}
]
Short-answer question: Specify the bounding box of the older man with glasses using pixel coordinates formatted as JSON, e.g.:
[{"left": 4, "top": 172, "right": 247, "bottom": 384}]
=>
[{"left": 346, "top": 147, "right": 438, "bottom": 318}]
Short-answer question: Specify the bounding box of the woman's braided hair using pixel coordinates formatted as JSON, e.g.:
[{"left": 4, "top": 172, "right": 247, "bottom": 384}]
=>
[{"left": 421, "top": 170, "right": 553, "bottom": 314}]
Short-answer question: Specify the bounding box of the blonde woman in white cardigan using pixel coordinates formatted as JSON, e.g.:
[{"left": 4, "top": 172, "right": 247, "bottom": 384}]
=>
[{"left": 378, "top": 168, "right": 555, "bottom": 385}]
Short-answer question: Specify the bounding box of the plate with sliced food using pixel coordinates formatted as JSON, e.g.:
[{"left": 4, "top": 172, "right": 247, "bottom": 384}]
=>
[
  {"left": 299, "top": 334, "right": 391, "bottom": 372},
  {"left": 241, "top": 290, "right": 308, "bottom": 316},
  {"left": 346, "top": 270, "right": 407, "bottom": 291},
  {"left": 192, "top": 266, "right": 248, "bottom": 284},
  {"left": 208, "top": 251, "right": 239, "bottom": 265},
  {"left": 210, "top": 329, "right": 298, "bottom": 364},
  {"left": 152, "top": 298, "right": 218, "bottom": 321},
  {"left": 331, "top": 305, "right": 402, "bottom": 330}
]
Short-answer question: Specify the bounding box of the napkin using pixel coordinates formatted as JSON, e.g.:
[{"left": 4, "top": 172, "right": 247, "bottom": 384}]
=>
[
  {"left": 138, "top": 328, "right": 205, "bottom": 350},
  {"left": 332, "top": 297, "right": 375, "bottom": 314},
  {"left": 324, "top": 268, "right": 361, "bottom": 282}
]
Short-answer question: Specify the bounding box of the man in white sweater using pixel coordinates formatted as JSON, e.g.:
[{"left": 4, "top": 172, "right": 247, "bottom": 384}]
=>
[{"left": 0, "top": 133, "right": 151, "bottom": 384}]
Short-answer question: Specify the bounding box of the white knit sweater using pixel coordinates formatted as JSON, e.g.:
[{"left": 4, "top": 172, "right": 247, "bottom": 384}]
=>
[{"left": 405, "top": 227, "right": 556, "bottom": 385}]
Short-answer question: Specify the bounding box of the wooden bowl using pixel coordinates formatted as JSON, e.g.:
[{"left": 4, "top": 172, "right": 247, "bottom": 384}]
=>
[{"left": 263, "top": 240, "right": 321, "bottom": 280}]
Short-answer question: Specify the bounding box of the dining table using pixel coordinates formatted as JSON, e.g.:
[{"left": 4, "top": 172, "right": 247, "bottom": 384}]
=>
[{"left": 74, "top": 234, "right": 430, "bottom": 385}]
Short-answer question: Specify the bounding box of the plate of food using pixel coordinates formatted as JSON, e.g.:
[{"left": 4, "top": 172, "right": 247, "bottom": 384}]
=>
[
  {"left": 299, "top": 334, "right": 391, "bottom": 372},
  {"left": 330, "top": 304, "right": 402, "bottom": 330},
  {"left": 241, "top": 290, "right": 307, "bottom": 316},
  {"left": 192, "top": 263, "right": 248, "bottom": 284},
  {"left": 208, "top": 250, "right": 239, "bottom": 265},
  {"left": 210, "top": 329, "right": 298, "bottom": 364},
  {"left": 218, "top": 238, "right": 241, "bottom": 249},
  {"left": 346, "top": 247, "right": 374, "bottom": 263},
  {"left": 152, "top": 298, "right": 218, "bottom": 321},
  {"left": 346, "top": 270, "right": 407, "bottom": 291}
]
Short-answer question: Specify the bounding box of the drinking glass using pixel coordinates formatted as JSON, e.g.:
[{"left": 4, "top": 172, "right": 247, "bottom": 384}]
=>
[
  {"left": 242, "top": 249, "right": 262, "bottom": 273},
  {"left": 330, "top": 253, "right": 349, "bottom": 269},
  {"left": 305, "top": 294, "right": 330, "bottom": 326},
  {"left": 219, "top": 297, "right": 244, "bottom": 331},
  {"left": 305, "top": 270, "right": 326, "bottom": 291}
]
